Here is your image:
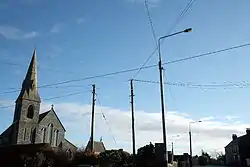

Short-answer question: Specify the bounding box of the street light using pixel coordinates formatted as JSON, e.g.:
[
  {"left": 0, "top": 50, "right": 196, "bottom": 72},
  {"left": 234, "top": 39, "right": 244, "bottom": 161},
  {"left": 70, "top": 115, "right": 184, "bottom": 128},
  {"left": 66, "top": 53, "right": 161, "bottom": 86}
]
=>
[
  {"left": 189, "top": 120, "right": 202, "bottom": 167},
  {"left": 158, "top": 28, "right": 192, "bottom": 166},
  {"left": 170, "top": 134, "right": 181, "bottom": 164}
]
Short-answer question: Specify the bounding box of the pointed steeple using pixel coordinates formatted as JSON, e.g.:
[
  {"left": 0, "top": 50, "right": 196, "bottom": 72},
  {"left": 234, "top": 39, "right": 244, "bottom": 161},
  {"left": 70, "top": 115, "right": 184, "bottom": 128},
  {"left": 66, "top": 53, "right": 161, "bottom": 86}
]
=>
[
  {"left": 25, "top": 48, "right": 38, "bottom": 88},
  {"left": 16, "top": 49, "right": 40, "bottom": 102}
]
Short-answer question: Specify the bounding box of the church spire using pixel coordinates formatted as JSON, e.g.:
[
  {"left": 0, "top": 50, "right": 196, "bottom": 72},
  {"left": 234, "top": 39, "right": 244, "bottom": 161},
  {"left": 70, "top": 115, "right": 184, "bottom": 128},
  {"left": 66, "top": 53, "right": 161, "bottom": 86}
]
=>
[
  {"left": 16, "top": 48, "right": 40, "bottom": 102},
  {"left": 25, "top": 48, "right": 38, "bottom": 88}
]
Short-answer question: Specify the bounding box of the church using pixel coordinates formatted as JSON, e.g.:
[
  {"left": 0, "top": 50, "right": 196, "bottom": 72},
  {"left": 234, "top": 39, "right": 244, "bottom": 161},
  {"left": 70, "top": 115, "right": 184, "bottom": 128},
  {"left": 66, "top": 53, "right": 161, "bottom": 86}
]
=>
[{"left": 0, "top": 49, "right": 77, "bottom": 154}]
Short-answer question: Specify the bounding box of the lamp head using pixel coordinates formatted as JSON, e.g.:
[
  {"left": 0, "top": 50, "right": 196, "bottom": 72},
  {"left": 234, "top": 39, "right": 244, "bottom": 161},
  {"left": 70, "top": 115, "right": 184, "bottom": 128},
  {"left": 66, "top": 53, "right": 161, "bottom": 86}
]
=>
[{"left": 184, "top": 28, "right": 192, "bottom": 33}]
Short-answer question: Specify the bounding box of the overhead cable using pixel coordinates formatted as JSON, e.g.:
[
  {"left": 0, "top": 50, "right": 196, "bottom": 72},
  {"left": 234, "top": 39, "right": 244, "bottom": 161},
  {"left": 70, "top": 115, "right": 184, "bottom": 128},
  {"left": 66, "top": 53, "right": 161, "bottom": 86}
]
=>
[
  {"left": 1, "top": 42, "right": 250, "bottom": 95},
  {"left": 132, "top": 0, "right": 197, "bottom": 79}
]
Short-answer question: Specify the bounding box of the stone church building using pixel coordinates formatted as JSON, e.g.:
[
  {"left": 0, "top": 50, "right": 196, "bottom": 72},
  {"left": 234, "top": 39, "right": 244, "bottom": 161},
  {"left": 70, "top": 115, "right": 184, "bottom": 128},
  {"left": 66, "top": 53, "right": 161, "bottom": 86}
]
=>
[{"left": 0, "top": 49, "right": 77, "bottom": 154}]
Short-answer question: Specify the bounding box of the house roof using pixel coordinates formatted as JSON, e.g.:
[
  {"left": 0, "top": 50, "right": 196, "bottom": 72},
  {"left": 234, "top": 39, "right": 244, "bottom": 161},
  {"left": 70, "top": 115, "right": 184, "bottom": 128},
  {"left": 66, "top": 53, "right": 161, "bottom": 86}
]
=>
[
  {"left": 0, "top": 124, "right": 13, "bottom": 137},
  {"left": 225, "top": 135, "right": 244, "bottom": 148},
  {"left": 85, "top": 140, "right": 106, "bottom": 153},
  {"left": 64, "top": 138, "right": 77, "bottom": 150},
  {"left": 39, "top": 108, "right": 66, "bottom": 131},
  {"left": 39, "top": 111, "right": 50, "bottom": 122}
]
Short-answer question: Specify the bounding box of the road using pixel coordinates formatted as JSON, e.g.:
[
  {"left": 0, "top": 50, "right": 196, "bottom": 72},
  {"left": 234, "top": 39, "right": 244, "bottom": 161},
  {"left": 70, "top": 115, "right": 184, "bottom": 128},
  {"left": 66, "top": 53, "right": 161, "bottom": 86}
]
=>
[{"left": 194, "top": 166, "right": 227, "bottom": 167}]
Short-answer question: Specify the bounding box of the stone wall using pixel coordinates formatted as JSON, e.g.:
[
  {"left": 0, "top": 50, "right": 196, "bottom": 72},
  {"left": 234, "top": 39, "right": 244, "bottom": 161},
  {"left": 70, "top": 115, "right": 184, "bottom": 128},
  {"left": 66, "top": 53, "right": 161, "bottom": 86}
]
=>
[
  {"left": 62, "top": 138, "right": 77, "bottom": 152},
  {"left": 14, "top": 99, "right": 41, "bottom": 144},
  {"left": 17, "top": 121, "right": 39, "bottom": 144}
]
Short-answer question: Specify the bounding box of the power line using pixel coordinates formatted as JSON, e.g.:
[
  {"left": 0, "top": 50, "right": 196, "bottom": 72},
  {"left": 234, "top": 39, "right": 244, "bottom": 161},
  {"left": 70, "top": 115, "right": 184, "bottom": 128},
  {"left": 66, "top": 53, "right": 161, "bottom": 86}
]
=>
[
  {"left": 0, "top": 89, "right": 21, "bottom": 95},
  {"left": 0, "top": 90, "right": 90, "bottom": 109},
  {"left": 0, "top": 61, "right": 27, "bottom": 68},
  {"left": 40, "top": 42, "right": 250, "bottom": 89},
  {"left": 0, "top": 60, "right": 76, "bottom": 74},
  {"left": 43, "top": 91, "right": 89, "bottom": 101},
  {"left": 167, "top": 0, "right": 196, "bottom": 34},
  {"left": 1, "top": 85, "right": 89, "bottom": 94},
  {"left": 131, "top": 0, "right": 158, "bottom": 79},
  {"left": 95, "top": 93, "right": 117, "bottom": 146},
  {"left": 1, "top": 42, "right": 250, "bottom": 95},
  {"left": 133, "top": 79, "right": 250, "bottom": 89},
  {"left": 162, "top": 43, "right": 250, "bottom": 66},
  {"left": 0, "top": 64, "right": 158, "bottom": 95},
  {"left": 131, "top": 0, "right": 197, "bottom": 79},
  {"left": 144, "top": 0, "right": 158, "bottom": 45},
  {"left": 0, "top": 105, "right": 15, "bottom": 109},
  {"left": 163, "top": 69, "right": 179, "bottom": 112}
]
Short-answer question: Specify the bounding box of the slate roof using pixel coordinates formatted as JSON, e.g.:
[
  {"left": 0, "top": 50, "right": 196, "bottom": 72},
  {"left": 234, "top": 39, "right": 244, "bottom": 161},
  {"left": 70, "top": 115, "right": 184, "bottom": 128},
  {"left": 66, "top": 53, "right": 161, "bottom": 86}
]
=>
[
  {"left": 85, "top": 140, "right": 106, "bottom": 153},
  {"left": 225, "top": 135, "right": 244, "bottom": 148},
  {"left": 64, "top": 138, "right": 78, "bottom": 150},
  {"left": 39, "top": 111, "right": 50, "bottom": 122},
  {"left": 0, "top": 124, "right": 13, "bottom": 137}
]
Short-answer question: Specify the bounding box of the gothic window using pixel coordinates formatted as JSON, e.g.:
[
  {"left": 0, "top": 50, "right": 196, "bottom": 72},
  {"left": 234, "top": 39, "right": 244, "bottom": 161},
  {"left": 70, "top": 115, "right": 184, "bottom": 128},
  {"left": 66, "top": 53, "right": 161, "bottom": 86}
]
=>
[
  {"left": 66, "top": 149, "right": 72, "bottom": 159},
  {"left": 54, "top": 130, "right": 59, "bottom": 146},
  {"left": 47, "top": 124, "right": 53, "bottom": 144},
  {"left": 41, "top": 128, "right": 46, "bottom": 143},
  {"left": 30, "top": 128, "right": 36, "bottom": 144},
  {"left": 27, "top": 105, "right": 34, "bottom": 119},
  {"left": 24, "top": 128, "right": 26, "bottom": 140}
]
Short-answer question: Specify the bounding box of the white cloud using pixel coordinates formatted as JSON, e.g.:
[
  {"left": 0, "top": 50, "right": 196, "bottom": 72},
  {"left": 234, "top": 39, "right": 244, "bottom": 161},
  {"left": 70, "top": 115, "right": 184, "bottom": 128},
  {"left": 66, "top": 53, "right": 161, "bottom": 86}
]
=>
[
  {"left": 200, "top": 116, "right": 214, "bottom": 121},
  {"left": 1, "top": 100, "right": 247, "bottom": 155},
  {"left": 50, "top": 23, "right": 64, "bottom": 33},
  {"left": 226, "top": 115, "right": 238, "bottom": 121},
  {"left": 0, "top": 25, "right": 38, "bottom": 40},
  {"left": 76, "top": 18, "right": 85, "bottom": 25},
  {"left": 23, "top": 31, "right": 38, "bottom": 39},
  {"left": 38, "top": 102, "right": 248, "bottom": 155}
]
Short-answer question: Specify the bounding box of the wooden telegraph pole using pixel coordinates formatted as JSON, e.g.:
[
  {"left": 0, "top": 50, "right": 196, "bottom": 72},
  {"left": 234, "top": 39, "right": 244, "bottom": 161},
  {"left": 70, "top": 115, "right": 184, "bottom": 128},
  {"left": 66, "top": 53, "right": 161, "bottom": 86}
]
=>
[
  {"left": 130, "top": 79, "right": 136, "bottom": 167},
  {"left": 90, "top": 84, "right": 96, "bottom": 152}
]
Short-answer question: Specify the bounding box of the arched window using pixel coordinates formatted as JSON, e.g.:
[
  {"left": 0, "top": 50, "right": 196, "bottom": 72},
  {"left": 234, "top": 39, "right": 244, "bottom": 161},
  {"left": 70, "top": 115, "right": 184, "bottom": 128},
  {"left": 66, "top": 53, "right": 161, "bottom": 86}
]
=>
[
  {"left": 47, "top": 124, "right": 53, "bottom": 144},
  {"left": 30, "top": 128, "right": 36, "bottom": 144},
  {"left": 54, "top": 130, "right": 59, "bottom": 146},
  {"left": 41, "top": 128, "right": 46, "bottom": 143},
  {"left": 23, "top": 128, "right": 26, "bottom": 141},
  {"left": 66, "top": 149, "right": 72, "bottom": 159},
  {"left": 27, "top": 105, "right": 34, "bottom": 119}
]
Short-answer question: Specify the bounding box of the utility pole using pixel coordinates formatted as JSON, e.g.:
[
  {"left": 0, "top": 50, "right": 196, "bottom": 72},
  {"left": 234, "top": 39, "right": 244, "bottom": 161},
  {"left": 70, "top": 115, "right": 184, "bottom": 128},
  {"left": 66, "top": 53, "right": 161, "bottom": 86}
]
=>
[
  {"left": 130, "top": 79, "right": 136, "bottom": 167},
  {"left": 158, "top": 38, "right": 168, "bottom": 166},
  {"left": 189, "top": 129, "right": 192, "bottom": 167},
  {"left": 90, "top": 84, "right": 96, "bottom": 152},
  {"left": 171, "top": 142, "right": 174, "bottom": 164},
  {"left": 189, "top": 120, "right": 201, "bottom": 167}
]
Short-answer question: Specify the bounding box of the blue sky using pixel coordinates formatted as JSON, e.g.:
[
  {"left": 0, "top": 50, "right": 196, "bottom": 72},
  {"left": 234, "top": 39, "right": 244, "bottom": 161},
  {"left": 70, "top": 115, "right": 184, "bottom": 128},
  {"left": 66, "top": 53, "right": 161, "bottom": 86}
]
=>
[{"left": 1, "top": 0, "right": 250, "bottom": 155}]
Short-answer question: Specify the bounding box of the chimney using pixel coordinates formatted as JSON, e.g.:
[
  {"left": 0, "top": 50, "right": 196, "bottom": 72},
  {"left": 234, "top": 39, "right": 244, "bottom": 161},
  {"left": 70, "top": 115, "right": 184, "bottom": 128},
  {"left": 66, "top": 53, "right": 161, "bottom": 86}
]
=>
[
  {"left": 246, "top": 128, "right": 250, "bottom": 135},
  {"left": 232, "top": 134, "right": 237, "bottom": 140}
]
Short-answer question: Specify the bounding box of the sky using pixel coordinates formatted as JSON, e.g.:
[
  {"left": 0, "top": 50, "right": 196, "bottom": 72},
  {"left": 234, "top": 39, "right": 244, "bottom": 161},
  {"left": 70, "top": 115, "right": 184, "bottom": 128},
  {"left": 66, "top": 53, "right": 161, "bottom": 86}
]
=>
[{"left": 1, "top": 0, "right": 250, "bottom": 156}]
